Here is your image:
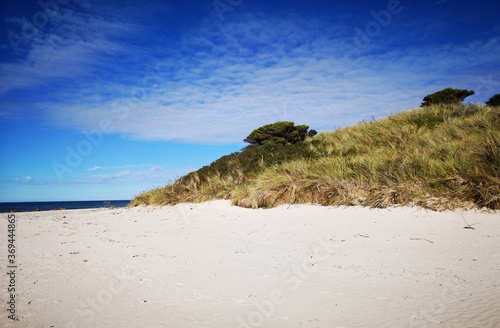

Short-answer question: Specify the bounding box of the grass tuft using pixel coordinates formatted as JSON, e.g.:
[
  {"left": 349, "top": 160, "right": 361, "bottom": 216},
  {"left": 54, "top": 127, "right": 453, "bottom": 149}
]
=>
[{"left": 131, "top": 104, "right": 500, "bottom": 210}]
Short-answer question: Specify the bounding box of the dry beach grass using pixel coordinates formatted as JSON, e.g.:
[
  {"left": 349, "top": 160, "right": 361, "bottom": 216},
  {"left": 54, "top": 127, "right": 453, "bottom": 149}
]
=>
[{"left": 132, "top": 104, "right": 500, "bottom": 211}]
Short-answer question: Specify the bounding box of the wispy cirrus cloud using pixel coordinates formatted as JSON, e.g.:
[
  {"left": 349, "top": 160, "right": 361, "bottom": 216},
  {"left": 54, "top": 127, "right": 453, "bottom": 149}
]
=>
[
  {"left": 45, "top": 19, "right": 499, "bottom": 143},
  {"left": 86, "top": 164, "right": 159, "bottom": 172},
  {"left": 81, "top": 166, "right": 191, "bottom": 184},
  {"left": 2, "top": 4, "right": 499, "bottom": 144},
  {"left": 2, "top": 165, "right": 190, "bottom": 185},
  {"left": 0, "top": 1, "right": 152, "bottom": 94},
  {"left": 5, "top": 176, "right": 33, "bottom": 184}
]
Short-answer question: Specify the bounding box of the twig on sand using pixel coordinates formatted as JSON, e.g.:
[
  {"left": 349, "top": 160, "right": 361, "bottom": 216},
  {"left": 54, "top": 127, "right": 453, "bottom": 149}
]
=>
[
  {"left": 409, "top": 238, "right": 434, "bottom": 243},
  {"left": 460, "top": 213, "right": 476, "bottom": 230}
]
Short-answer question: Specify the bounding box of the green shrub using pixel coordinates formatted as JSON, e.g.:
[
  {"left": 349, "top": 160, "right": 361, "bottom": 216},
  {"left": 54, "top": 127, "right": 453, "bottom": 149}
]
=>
[
  {"left": 132, "top": 104, "right": 500, "bottom": 210},
  {"left": 486, "top": 94, "right": 500, "bottom": 107},
  {"left": 244, "top": 121, "right": 317, "bottom": 146},
  {"left": 421, "top": 87, "right": 475, "bottom": 107},
  {"left": 189, "top": 142, "right": 318, "bottom": 184}
]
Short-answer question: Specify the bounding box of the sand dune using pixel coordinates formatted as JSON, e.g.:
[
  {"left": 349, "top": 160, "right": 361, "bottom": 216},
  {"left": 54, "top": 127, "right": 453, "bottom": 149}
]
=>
[{"left": 1, "top": 201, "right": 499, "bottom": 327}]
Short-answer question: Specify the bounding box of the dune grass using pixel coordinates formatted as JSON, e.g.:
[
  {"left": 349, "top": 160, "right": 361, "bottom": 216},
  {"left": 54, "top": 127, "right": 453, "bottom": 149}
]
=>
[{"left": 130, "top": 103, "right": 499, "bottom": 210}]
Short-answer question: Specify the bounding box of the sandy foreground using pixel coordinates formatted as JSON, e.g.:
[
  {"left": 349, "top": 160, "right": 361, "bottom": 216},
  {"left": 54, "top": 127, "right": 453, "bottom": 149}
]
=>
[{"left": 1, "top": 201, "right": 499, "bottom": 328}]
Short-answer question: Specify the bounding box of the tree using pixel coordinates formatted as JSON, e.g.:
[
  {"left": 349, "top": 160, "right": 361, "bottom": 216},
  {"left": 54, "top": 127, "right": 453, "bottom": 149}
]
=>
[
  {"left": 486, "top": 94, "right": 500, "bottom": 107},
  {"left": 244, "top": 121, "right": 317, "bottom": 147},
  {"left": 421, "top": 88, "right": 475, "bottom": 107}
]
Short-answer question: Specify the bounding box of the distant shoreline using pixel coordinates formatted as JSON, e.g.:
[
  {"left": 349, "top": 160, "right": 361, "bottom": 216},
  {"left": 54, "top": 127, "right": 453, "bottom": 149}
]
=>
[{"left": 0, "top": 200, "right": 130, "bottom": 213}]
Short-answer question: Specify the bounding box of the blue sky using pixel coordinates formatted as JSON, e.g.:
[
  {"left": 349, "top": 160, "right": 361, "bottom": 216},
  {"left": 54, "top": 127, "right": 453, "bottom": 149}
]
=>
[{"left": 1, "top": 0, "right": 499, "bottom": 202}]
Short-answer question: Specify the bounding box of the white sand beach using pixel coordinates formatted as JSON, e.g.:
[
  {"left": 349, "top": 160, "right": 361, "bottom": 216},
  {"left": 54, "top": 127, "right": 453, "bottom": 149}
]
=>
[{"left": 1, "top": 201, "right": 499, "bottom": 327}]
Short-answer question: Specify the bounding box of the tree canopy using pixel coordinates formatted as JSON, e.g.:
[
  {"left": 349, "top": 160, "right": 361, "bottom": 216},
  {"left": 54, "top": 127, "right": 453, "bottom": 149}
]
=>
[
  {"left": 244, "top": 121, "right": 317, "bottom": 146},
  {"left": 486, "top": 94, "right": 500, "bottom": 107},
  {"left": 421, "top": 88, "right": 475, "bottom": 107}
]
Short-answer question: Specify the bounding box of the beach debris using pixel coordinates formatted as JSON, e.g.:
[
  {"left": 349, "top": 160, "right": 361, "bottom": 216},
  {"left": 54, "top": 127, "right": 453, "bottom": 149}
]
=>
[
  {"left": 460, "top": 213, "right": 476, "bottom": 230},
  {"left": 409, "top": 238, "right": 434, "bottom": 243}
]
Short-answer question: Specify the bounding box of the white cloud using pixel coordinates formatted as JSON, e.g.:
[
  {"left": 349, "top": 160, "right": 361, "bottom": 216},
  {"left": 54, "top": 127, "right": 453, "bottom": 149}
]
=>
[
  {"left": 87, "top": 166, "right": 103, "bottom": 171},
  {"left": 2, "top": 8, "right": 499, "bottom": 144},
  {"left": 85, "top": 164, "right": 156, "bottom": 172},
  {"left": 0, "top": 4, "right": 140, "bottom": 94},
  {"left": 1, "top": 165, "right": 190, "bottom": 186},
  {"left": 80, "top": 166, "right": 189, "bottom": 184},
  {"left": 2, "top": 176, "right": 42, "bottom": 185}
]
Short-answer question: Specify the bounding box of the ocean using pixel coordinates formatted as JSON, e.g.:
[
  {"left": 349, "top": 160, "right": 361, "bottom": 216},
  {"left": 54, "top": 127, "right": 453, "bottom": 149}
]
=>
[{"left": 0, "top": 200, "right": 130, "bottom": 213}]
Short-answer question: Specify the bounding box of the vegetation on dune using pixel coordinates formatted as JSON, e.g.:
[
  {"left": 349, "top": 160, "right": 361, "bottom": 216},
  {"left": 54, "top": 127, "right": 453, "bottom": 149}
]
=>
[
  {"left": 244, "top": 121, "right": 317, "bottom": 146},
  {"left": 486, "top": 94, "right": 500, "bottom": 107},
  {"left": 420, "top": 87, "right": 475, "bottom": 107},
  {"left": 131, "top": 95, "right": 500, "bottom": 211},
  {"left": 233, "top": 103, "right": 499, "bottom": 210},
  {"left": 131, "top": 135, "right": 318, "bottom": 206}
]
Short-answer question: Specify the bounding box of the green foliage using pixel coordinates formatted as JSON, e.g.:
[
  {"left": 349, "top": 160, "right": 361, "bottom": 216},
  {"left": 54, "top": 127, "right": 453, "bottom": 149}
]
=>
[
  {"left": 307, "top": 129, "right": 318, "bottom": 138},
  {"left": 244, "top": 121, "right": 316, "bottom": 146},
  {"left": 234, "top": 104, "right": 499, "bottom": 210},
  {"left": 129, "top": 138, "right": 318, "bottom": 207},
  {"left": 181, "top": 142, "right": 317, "bottom": 185},
  {"left": 421, "top": 87, "right": 475, "bottom": 107},
  {"left": 131, "top": 104, "right": 500, "bottom": 211},
  {"left": 486, "top": 94, "right": 500, "bottom": 107}
]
